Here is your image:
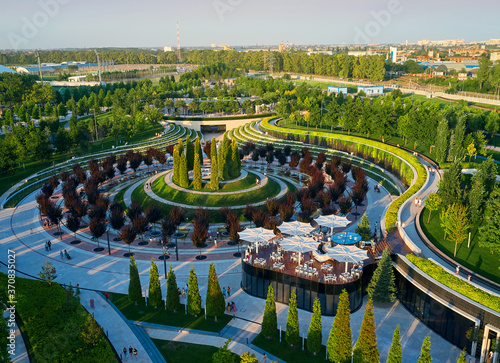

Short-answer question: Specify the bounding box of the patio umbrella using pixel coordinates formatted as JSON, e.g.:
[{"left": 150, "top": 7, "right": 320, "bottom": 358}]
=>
[
  {"left": 278, "top": 221, "right": 315, "bottom": 236},
  {"left": 313, "top": 215, "right": 350, "bottom": 230},
  {"left": 331, "top": 232, "right": 362, "bottom": 245},
  {"left": 280, "top": 235, "right": 318, "bottom": 262},
  {"left": 238, "top": 227, "right": 276, "bottom": 254},
  {"left": 327, "top": 244, "right": 368, "bottom": 272}
]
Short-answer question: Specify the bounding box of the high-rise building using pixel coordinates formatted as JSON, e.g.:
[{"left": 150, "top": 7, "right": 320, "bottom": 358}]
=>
[{"left": 390, "top": 47, "right": 398, "bottom": 62}]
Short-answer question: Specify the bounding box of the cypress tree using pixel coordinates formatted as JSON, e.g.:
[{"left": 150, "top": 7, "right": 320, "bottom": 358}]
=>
[
  {"left": 148, "top": 258, "right": 162, "bottom": 308},
  {"left": 128, "top": 255, "right": 142, "bottom": 305},
  {"left": 354, "top": 299, "right": 379, "bottom": 362},
  {"left": 367, "top": 247, "right": 396, "bottom": 303},
  {"left": 218, "top": 138, "right": 226, "bottom": 180},
  {"left": 177, "top": 138, "right": 184, "bottom": 155},
  {"left": 166, "top": 265, "right": 180, "bottom": 312},
  {"left": 195, "top": 136, "right": 203, "bottom": 165},
  {"left": 210, "top": 138, "right": 219, "bottom": 190},
  {"left": 355, "top": 213, "right": 372, "bottom": 241},
  {"left": 434, "top": 116, "right": 449, "bottom": 164},
  {"left": 185, "top": 134, "right": 194, "bottom": 171},
  {"left": 193, "top": 146, "right": 203, "bottom": 190},
  {"left": 327, "top": 289, "right": 352, "bottom": 362},
  {"left": 223, "top": 134, "right": 231, "bottom": 180},
  {"left": 386, "top": 325, "right": 403, "bottom": 363},
  {"left": 307, "top": 298, "right": 323, "bottom": 355},
  {"left": 205, "top": 263, "right": 225, "bottom": 321},
  {"left": 179, "top": 152, "right": 189, "bottom": 188},
  {"left": 261, "top": 285, "right": 278, "bottom": 339},
  {"left": 187, "top": 266, "right": 201, "bottom": 316},
  {"left": 417, "top": 336, "right": 432, "bottom": 363},
  {"left": 229, "top": 140, "right": 240, "bottom": 179},
  {"left": 173, "top": 145, "right": 179, "bottom": 184},
  {"left": 285, "top": 290, "right": 300, "bottom": 346}
]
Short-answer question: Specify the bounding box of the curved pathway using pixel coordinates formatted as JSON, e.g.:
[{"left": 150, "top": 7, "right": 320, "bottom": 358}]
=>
[{"left": 162, "top": 169, "right": 268, "bottom": 195}]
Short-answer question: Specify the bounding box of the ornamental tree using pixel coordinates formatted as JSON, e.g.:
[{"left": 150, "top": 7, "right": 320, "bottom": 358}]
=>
[
  {"left": 307, "top": 298, "right": 322, "bottom": 355},
  {"left": 285, "top": 290, "right": 300, "bottom": 346},
  {"left": 210, "top": 138, "right": 219, "bottom": 190},
  {"left": 148, "top": 259, "right": 162, "bottom": 308},
  {"left": 187, "top": 266, "right": 202, "bottom": 316},
  {"left": 166, "top": 265, "right": 180, "bottom": 312},
  {"left": 327, "top": 289, "right": 352, "bottom": 362},
  {"left": 206, "top": 263, "right": 225, "bottom": 322},
  {"left": 261, "top": 285, "right": 278, "bottom": 339},
  {"left": 387, "top": 325, "right": 403, "bottom": 363},
  {"left": 354, "top": 299, "right": 379, "bottom": 362},
  {"left": 417, "top": 336, "right": 432, "bottom": 363},
  {"left": 425, "top": 192, "right": 441, "bottom": 224},
  {"left": 193, "top": 146, "right": 203, "bottom": 190},
  {"left": 367, "top": 247, "right": 396, "bottom": 303},
  {"left": 355, "top": 213, "right": 371, "bottom": 241},
  {"left": 179, "top": 152, "right": 189, "bottom": 188},
  {"left": 128, "top": 255, "right": 142, "bottom": 305}
]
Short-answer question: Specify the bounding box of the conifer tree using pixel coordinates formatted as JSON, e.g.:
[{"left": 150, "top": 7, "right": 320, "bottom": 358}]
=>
[
  {"left": 195, "top": 136, "right": 203, "bottom": 165},
  {"left": 417, "top": 336, "right": 432, "bottom": 363},
  {"left": 173, "top": 145, "right": 179, "bottom": 184},
  {"left": 128, "top": 255, "right": 142, "bottom": 305},
  {"left": 327, "top": 289, "right": 352, "bottom": 362},
  {"left": 261, "top": 285, "right": 278, "bottom": 339},
  {"left": 187, "top": 266, "right": 202, "bottom": 316},
  {"left": 229, "top": 140, "right": 240, "bottom": 179},
  {"left": 206, "top": 263, "right": 225, "bottom": 321},
  {"left": 166, "top": 265, "right": 180, "bottom": 312},
  {"left": 285, "top": 290, "right": 300, "bottom": 346},
  {"left": 186, "top": 134, "right": 194, "bottom": 171},
  {"left": 193, "top": 146, "right": 203, "bottom": 190},
  {"left": 456, "top": 348, "right": 467, "bottom": 363},
  {"left": 177, "top": 138, "right": 184, "bottom": 155},
  {"left": 218, "top": 138, "right": 226, "bottom": 180},
  {"left": 210, "top": 138, "right": 219, "bottom": 190},
  {"left": 307, "top": 298, "right": 323, "bottom": 355},
  {"left": 386, "top": 325, "right": 403, "bottom": 363},
  {"left": 179, "top": 152, "right": 189, "bottom": 187},
  {"left": 148, "top": 259, "right": 162, "bottom": 308},
  {"left": 355, "top": 213, "right": 372, "bottom": 241},
  {"left": 354, "top": 299, "right": 379, "bottom": 362},
  {"left": 367, "top": 247, "right": 396, "bottom": 303}
]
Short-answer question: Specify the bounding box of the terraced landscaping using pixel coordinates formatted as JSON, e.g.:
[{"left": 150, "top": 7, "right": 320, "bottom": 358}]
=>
[{"left": 164, "top": 171, "right": 261, "bottom": 193}]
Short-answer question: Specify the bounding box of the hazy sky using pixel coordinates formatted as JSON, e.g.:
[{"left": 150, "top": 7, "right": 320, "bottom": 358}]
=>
[{"left": 1, "top": 0, "right": 499, "bottom": 50}]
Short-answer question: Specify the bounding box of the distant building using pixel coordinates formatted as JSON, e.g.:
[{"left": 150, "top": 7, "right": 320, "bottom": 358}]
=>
[
  {"left": 327, "top": 86, "right": 348, "bottom": 95},
  {"left": 164, "top": 46, "right": 174, "bottom": 52},
  {"left": 390, "top": 47, "right": 398, "bottom": 62},
  {"left": 358, "top": 86, "right": 384, "bottom": 95},
  {"left": 68, "top": 75, "right": 87, "bottom": 82},
  {"left": 0, "top": 64, "right": 16, "bottom": 74},
  {"left": 491, "top": 52, "right": 500, "bottom": 63}
]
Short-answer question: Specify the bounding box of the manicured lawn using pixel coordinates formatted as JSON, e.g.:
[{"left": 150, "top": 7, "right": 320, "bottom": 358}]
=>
[
  {"left": 420, "top": 207, "right": 500, "bottom": 284},
  {"left": 151, "top": 174, "right": 282, "bottom": 207},
  {"left": 152, "top": 340, "right": 239, "bottom": 362},
  {"left": 107, "top": 293, "right": 232, "bottom": 333},
  {"left": 253, "top": 332, "right": 329, "bottom": 363},
  {"left": 159, "top": 171, "right": 260, "bottom": 193}
]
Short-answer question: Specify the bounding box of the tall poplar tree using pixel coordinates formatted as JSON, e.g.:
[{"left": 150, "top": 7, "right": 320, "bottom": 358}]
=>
[
  {"left": 193, "top": 145, "right": 202, "bottom": 190},
  {"left": 354, "top": 299, "right": 379, "bottom": 362},
  {"left": 386, "top": 325, "right": 403, "bottom": 363},
  {"left": 172, "top": 145, "right": 180, "bottom": 184},
  {"left": 185, "top": 134, "right": 194, "bottom": 171},
  {"left": 206, "top": 263, "right": 225, "bottom": 321},
  {"left": 327, "top": 289, "right": 352, "bottom": 362},
  {"left": 187, "top": 266, "right": 201, "bottom": 316},
  {"left": 179, "top": 152, "right": 189, "bottom": 188},
  {"left": 261, "top": 285, "right": 278, "bottom": 339},
  {"left": 128, "top": 255, "right": 142, "bottom": 305},
  {"left": 210, "top": 138, "right": 219, "bottom": 190},
  {"left": 195, "top": 136, "right": 203, "bottom": 165},
  {"left": 367, "top": 247, "right": 396, "bottom": 303},
  {"left": 166, "top": 265, "right": 180, "bottom": 312},
  {"left": 307, "top": 298, "right": 323, "bottom": 355},
  {"left": 434, "top": 116, "right": 449, "bottom": 164},
  {"left": 148, "top": 259, "right": 162, "bottom": 308},
  {"left": 285, "top": 290, "right": 300, "bottom": 346}
]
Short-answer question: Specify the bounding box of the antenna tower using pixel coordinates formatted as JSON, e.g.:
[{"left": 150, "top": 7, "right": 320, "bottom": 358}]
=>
[
  {"left": 177, "top": 21, "right": 181, "bottom": 63},
  {"left": 35, "top": 51, "right": 43, "bottom": 80},
  {"left": 94, "top": 49, "right": 102, "bottom": 84}
]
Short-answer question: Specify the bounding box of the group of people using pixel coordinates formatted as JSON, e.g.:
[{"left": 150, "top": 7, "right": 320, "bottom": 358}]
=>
[
  {"left": 222, "top": 286, "right": 231, "bottom": 297},
  {"left": 60, "top": 249, "right": 71, "bottom": 260},
  {"left": 414, "top": 198, "right": 423, "bottom": 208},
  {"left": 255, "top": 178, "right": 260, "bottom": 185},
  {"left": 226, "top": 301, "right": 237, "bottom": 312},
  {"left": 43, "top": 219, "right": 53, "bottom": 227},
  {"left": 144, "top": 182, "right": 152, "bottom": 189},
  {"left": 44, "top": 240, "right": 52, "bottom": 251},
  {"left": 122, "top": 346, "right": 138, "bottom": 360},
  {"left": 373, "top": 184, "right": 381, "bottom": 193}
]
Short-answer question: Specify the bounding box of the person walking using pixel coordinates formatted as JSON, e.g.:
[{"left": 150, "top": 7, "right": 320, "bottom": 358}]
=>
[
  {"left": 129, "top": 346, "right": 133, "bottom": 356},
  {"left": 123, "top": 347, "right": 127, "bottom": 359},
  {"left": 60, "top": 250, "right": 64, "bottom": 259},
  {"left": 227, "top": 286, "right": 231, "bottom": 297},
  {"left": 47, "top": 240, "right": 52, "bottom": 251},
  {"left": 222, "top": 287, "right": 226, "bottom": 298},
  {"left": 45, "top": 241, "right": 49, "bottom": 251},
  {"left": 263, "top": 353, "right": 267, "bottom": 363},
  {"left": 182, "top": 287, "right": 185, "bottom": 298},
  {"left": 456, "top": 266, "right": 460, "bottom": 275},
  {"left": 133, "top": 348, "right": 137, "bottom": 360}
]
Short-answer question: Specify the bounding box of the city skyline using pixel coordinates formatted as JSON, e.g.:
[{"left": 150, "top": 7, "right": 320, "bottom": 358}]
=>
[{"left": 1, "top": 0, "right": 499, "bottom": 50}]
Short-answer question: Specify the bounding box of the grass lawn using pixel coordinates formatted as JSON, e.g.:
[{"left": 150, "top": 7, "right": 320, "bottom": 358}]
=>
[
  {"left": 162, "top": 171, "right": 260, "bottom": 193},
  {"left": 107, "top": 292, "right": 232, "bottom": 333},
  {"left": 151, "top": 174, "right": 282, "bottom": 207},
  {"left": 420, "top": 207, "right": 500, "bottom": 284},
  {"left": 252, "top": 333, "right": 329, "bottom": 363},
  {"left": 152, "top": 340, "right": 240, "bottom": 362}
]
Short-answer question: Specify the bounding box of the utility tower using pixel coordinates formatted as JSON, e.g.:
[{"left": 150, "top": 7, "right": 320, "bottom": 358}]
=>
[
  {"left": 35, "top": 51, "right": 43, "bottom": 80},
  {"left": 177, "top": 21, "right": 181, "bottom": 63},
  {"left": 94, "top": 49, "right": 102, "bottom": 84}
]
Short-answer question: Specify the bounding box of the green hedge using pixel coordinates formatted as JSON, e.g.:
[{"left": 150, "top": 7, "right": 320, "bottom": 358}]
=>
[
  {"left": 0, "top": 273, "right": 117, "bottom": 362},
  {"left": 406, "top": 254, "right": 500, "bottom": 313},
  {"left": 164, "top": 113, "right": 276, "bottom": 121},
  {"left": 260, "top": 117, "right": 426, "bottom": 230}
]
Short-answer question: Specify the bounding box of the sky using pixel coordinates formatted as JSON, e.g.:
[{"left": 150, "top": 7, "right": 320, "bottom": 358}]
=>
[{"left": 1, "top": 0, "right": 499, "bottom": 50}]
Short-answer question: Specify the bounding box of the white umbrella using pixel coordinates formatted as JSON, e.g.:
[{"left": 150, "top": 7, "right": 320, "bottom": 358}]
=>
[
  {"left": 238, "top": 227, "right": 276, "bottom": 243},
  {"left": 313, "top": 215, "right": 350, "bottom": 230},
  {"left": 327, "top": 244, "right": 368, "bottom": 272},
  {"left": 278, "top": 221, "right": 315, "bottom": 236},
  {"left": 280, "top": 235, "right": 318, "bottom": 262}
]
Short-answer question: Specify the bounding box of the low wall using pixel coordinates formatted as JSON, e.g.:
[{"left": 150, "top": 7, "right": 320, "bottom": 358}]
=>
[{"left": 171, "top": 118, "right": 260, "bottom": 133}]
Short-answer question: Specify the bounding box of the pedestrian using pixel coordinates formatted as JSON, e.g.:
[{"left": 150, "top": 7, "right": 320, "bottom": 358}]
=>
[
  {"left": 214, "top": 238, "right": 217, "bottom": 246},
  {"left": 129, "top": 346, "right": 133, "bottom": 356},
  {"left": 178, "top": 287, "right": 181, "bottom": 296},
  {"left": 223, "top": 287, "right": 226, "bottom": 297},
  {"left": 185, "top": 283, "right": 189, "bottom": 295},
  {"left": 134, "top": 348, "right": 137, "bottom": 360},
  {"left": 182, "top": 287, "right": 185, "bottom": 298},
  {"left": 263, "top": 353, "right": 267, "bottom": 363},
  {"left": 48, "top": 240, "right": 52, "bottom": 251},
  {"left": 105, "top": 292, "right": 109, "bottom": 301},
  {"left": 227, "top": 286, "right": 231, "bottom": 297},
  {"left": 418, "top": 198, "right": 422, "bottom": 207},
  {"left": 414, "top": 198, "right": 418, "bottom": 207},
  {"left": 123, "top": 347, "right": 127, "bottom": 359},
  {"left": 467, "top": 274, "right": 471, "bottom": 281},
  {"left": 45, "top": 241, "right": 49, "bottom": 251},
  {"left": 456, "top": 266, "right": 460, "bottom": 275},
  {"left": 60, "top": 250, "right": 64, "bottom": 259},
  {"left": 76, "top": 284, "right": 80, "bottom": 295},
  {"left": 30, "top": 228, "right": 33, "bottom": 234}
]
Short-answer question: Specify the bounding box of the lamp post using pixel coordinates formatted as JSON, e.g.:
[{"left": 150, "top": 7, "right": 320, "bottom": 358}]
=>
[
  {"left": 162, "top": 240, "right": 167, "bottom": 278},
  {"left": 107, "top": 228, "right": 111, "bottom": 255}
]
